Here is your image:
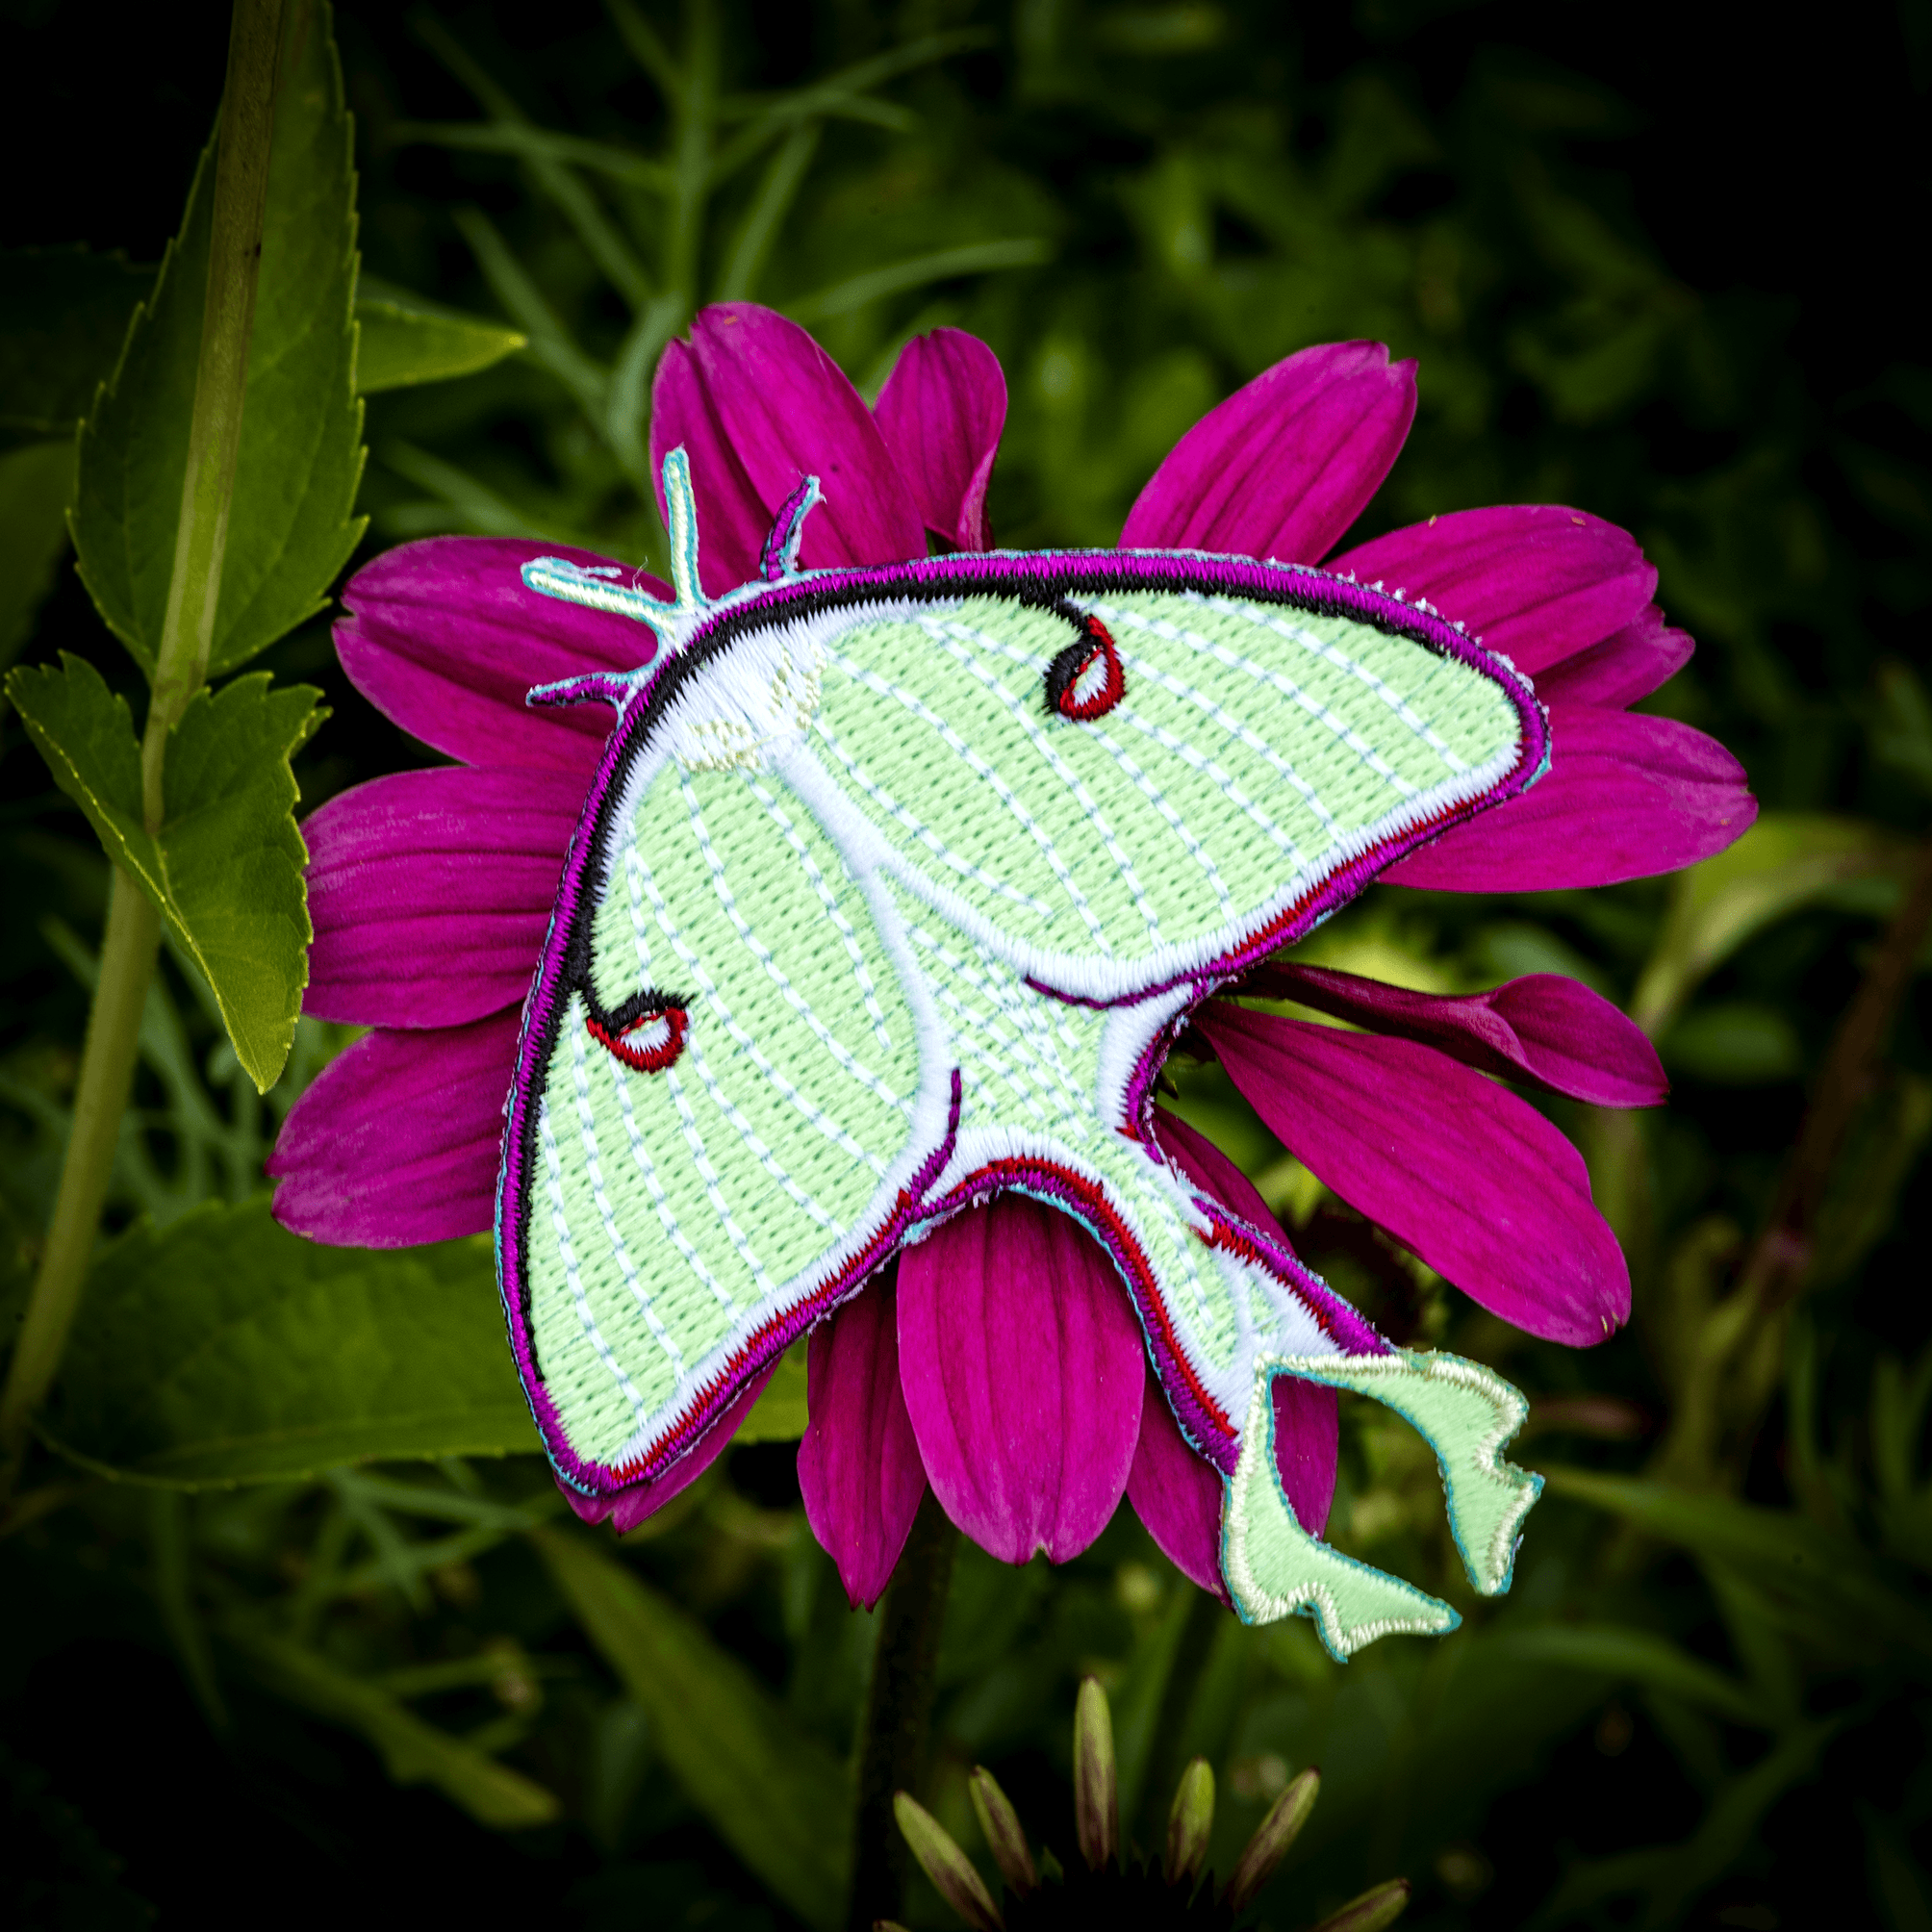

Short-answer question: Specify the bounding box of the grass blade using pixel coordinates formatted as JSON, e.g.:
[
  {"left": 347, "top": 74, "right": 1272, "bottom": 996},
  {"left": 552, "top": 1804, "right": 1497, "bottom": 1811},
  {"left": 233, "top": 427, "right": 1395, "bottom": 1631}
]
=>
[{"left": 788, "top": 239, "right": 1052, "bottom": 323}]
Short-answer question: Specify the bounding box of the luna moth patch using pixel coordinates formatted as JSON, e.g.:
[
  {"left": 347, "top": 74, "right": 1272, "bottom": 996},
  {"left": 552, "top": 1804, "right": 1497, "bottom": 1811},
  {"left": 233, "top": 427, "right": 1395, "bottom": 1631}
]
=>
[{"left": 497, "top": 449, "right": 1549, "bottom": 1658}]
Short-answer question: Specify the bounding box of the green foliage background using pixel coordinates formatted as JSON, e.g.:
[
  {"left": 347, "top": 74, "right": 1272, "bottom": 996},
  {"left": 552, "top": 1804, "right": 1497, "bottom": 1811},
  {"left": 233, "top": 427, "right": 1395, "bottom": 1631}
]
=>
[{"left": 2, "top": 2, "right": 1928, "bottom": 1927}]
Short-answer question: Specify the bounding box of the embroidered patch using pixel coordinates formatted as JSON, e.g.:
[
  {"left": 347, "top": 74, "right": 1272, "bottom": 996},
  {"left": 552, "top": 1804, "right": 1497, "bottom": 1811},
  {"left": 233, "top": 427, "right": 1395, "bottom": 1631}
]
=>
[{"left": 496, "top": 448, "right": 1551, "bottom": 1647}]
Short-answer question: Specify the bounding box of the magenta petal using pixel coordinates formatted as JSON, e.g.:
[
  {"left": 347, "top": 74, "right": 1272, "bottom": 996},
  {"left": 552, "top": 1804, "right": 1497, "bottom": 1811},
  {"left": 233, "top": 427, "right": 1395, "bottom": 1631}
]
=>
[
  {"left": 798, "top": 1277, "right": 929, "bottom": 1608},
  {"left": 608, "top": 1366, "right": 776, "bottom": 1534},
  {"left": 1197, "top": 1004, "right": 1629, "bottom": 1346},
  {"left": 1328, "top": 506, "right": 1657, "bottom": 674},
  {"left": 1152, "top": 1106, "right": 1339, "bottom": 1532},
  {"left": 1126, "top": 1364, "right": 1230, "bottom": 1602},
  {"left": 1153, "top": 1105, "right": 1284, "bottom": 1233},
  {"left": 649, "top": 338, "right": 774, "bottom": 597},
  {"left": 1245, "top": 964, "right": 1666, "bottom": 1108},
  {"left": 1383, "top": 703, "right": 1757, "bottom": 891},
  {"left": 267, "top": 1011, "right": 518, "bottom": 1246},
  {"left": 1120, "top": 343, "right": 1415, "bottom": 566},
  {"left": 560, "top": 1482, "right": 615, "bottom": 1526},
  {"left": 650, "top": 303, "right": 925, "bottom": 596},
  {"left": 1536, "top": 604, "right": 1693, "bottom": 710},
  {"left": 335, "top": 538, "right": 664, "bottom": 773},
  {"left": 897, "top": 1196, "right": 1145, "bottom": 1563},
  {"left": 304, "top": 768, "right": 579, "bottom": 1029},
  {"left": 872, "top": 328, "right": 1006, "bottom": 551},
  {"left": 1271, "top": 1375, "right": 1339, "bottom": 1540}
]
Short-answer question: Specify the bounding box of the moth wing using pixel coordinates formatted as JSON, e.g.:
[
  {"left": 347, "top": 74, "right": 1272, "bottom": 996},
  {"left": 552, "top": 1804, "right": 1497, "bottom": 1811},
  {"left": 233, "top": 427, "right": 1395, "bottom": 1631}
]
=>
[
  {"left": 805, "top": 579, "right": 1528, "bottom": 991},
  {"left": 513, "top": 749, "right": 924, "bottom": 1489}
]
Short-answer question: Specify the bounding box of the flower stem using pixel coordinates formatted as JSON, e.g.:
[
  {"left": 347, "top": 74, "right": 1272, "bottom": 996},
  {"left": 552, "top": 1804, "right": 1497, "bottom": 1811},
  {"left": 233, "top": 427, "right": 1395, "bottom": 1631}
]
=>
[
  {"left": 847, "top": 1492, "right": 959, "bottom": 1932},
  {"left": 0, "top": 0, "right": 283, "bottom": 1501},
  {"left": 1135, "top": 1583, "right": 1225, "bottom": 1843},
  {"left": 0, "top": 872, "right": 158, "bottom": 1482}
]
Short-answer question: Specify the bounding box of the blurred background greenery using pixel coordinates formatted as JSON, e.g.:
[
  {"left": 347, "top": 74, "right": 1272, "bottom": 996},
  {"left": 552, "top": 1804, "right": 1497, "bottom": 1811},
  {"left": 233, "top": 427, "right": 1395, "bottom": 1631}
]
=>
[{"left": 3, "top": 1, "right": 1929, "bottom": 1927}]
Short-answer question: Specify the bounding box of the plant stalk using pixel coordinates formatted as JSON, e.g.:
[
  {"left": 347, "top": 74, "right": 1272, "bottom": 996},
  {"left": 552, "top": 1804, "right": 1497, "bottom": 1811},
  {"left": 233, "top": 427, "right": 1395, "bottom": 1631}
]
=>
[
  {"left": 1648, "top": 830, "right": 1932, "bottom": 1491},
  {"left": 0, "top": 0, "right": 283, "bottom": 1496},
  {"left": 847, "top": 1491, "right": 959, "bottom": 1932},
  {"left": 1735, "top": 831, "right": 1932, "bottom": 1312},
  {"left": 0, "top": 872, "right": 159, "bottom": 1479},
  {"left": 142, "top": 0, "right": 285, "bottom": 819}
]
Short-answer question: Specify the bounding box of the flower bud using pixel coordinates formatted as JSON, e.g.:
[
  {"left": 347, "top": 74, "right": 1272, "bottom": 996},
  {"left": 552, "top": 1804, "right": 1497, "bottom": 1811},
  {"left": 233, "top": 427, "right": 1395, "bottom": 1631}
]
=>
[
  {"left": 893, "top": 1792, "right": 1004, "bottom": 1932},
  {"left": 1309, "top": 1877, "right": 1411, "bottom": 1932},
  {"left": 1224, "top": 1765, "right": 1320, "bottom": 1911},
  {"left": 1072, "top": 1676, "right": 1118, "bottom": 1871},
  {"left": 1164, "top": 1757, "right": 1215, "bottom": 1885},
  {"left": 969, "top": 1767, "right": 1038, "bottom": 1896}
]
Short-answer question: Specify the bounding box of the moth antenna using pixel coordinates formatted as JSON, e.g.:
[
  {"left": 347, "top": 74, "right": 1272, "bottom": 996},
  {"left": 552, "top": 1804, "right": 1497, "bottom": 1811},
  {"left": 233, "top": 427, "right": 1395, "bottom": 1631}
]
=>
[
  {"left": 659, "top": 445, "right": 710, "bottom": 616},
  {"left": 525, "top": 669, "right": 644, "bottom": 713},
  {"left": 759, "top": 474, "right": 824, "bottom": 582},
  {"left": 519, "top": 445, "right": 717, "bottom": 659}
]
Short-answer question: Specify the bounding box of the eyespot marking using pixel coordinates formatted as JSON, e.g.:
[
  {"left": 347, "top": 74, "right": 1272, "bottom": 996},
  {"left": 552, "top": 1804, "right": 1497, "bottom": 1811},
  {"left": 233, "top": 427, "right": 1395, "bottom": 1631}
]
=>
[
  {"left": 587, "top": 991, "right": 690, "bottom": 1074},
  {"left": 1045, "top": 616, "right": 1125, "bottom": 722}
]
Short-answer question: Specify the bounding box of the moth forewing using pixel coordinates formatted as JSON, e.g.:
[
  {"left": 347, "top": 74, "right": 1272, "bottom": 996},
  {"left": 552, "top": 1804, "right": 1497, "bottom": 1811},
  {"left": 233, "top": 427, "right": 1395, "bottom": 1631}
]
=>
[{"left": 514, "top": 708, "right": 929, "bottom": 1488}]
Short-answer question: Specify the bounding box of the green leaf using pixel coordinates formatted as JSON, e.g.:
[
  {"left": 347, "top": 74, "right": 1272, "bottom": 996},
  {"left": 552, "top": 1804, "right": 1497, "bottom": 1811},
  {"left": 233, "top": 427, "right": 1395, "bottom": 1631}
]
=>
[
  {"left": 535, "top": 1526, "right": 851, "bottom": 1929},
  {"left": 5, "top": 654, "right": 322, "bottom": 1088},
  {"left": 69, "top": 1, "right": 366, "bottom": 681},
  {"left": 354, "top": 295, "right": 526, "bottom": 393},
  {"left": 1629, "top": 813, "right": 1916, "bottom": 1036},
  {"left": 787, "top": 239, "right": 1054, "bottom": 324},
  {"left": 1872, "top": 660, "right": 1932, "bottom": 799},
  {"left": 734, "top": 1339, "right": 809, "bottom": 1443},
  {"left": 1540, "top": 1466, "right": 1932, "bottom": 1665},
  {"left": 1659, "top": 1000, "right": 1804, "bottom": 1084},
  {"left": 449, "top": 207, "right": 609, "bottom": 416},
  {"left": 412, "top": 16, "right": 653, "bottom": 308},
  {"left": 0, "top": 245, "right": 151, "bottom": 446},
  {"left": 391, "top": 120, "right": 674, "bottom": 193},
  {"left": 1495, "top": 1623, "right": 1767, "bottom": 1727},
  {"left": 40, "top": 1196, "right": 540, "bottom": 1485},
  {"left": 0, "top": 440, "right": 75, "bottom": 672},
  {"left": 226, "top": 1625, "right": 558, "bottom": 1828}
]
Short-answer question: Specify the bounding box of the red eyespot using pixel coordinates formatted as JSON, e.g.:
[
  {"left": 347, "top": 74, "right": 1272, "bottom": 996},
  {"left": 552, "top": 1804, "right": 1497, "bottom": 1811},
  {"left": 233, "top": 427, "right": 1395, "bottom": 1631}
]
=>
[
  {"left": 587, "top": 1001, "right": 689, "bottom": 1073},
  {"left": 1045, "top": 617, "right": 1125, "bottom": 721}
]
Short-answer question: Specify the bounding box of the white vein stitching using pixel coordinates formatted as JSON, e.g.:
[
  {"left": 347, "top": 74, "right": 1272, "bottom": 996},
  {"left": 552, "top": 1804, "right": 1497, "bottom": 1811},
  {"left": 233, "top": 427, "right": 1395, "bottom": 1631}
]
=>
[
  {"left": 1089, "top": 598, "right": 1419, "bottom": 800},
  {"left": 681, "top": 770, "right": 908, "bottom": 1113},
  {"left": 667, "top": 1062, "right": 774, "bottom": 1298},
  {"left": 681, "top": 1028, "right": 842, "bottom": 1233},
  {"left": 748, "top": 774, "right": 894, "bottom": 1053},
  {"left": 628, "top": 844, "right": 889, "bottom": 1176},
  {"left": 568, "top": 1025, "right": 686, "bottom": 1378},
  {"left": 905, "top": 917, "right": 1089, "bottom": 1131},
  {"left": 1112, "top": 701, "right": 1309, "bottom": 866},
  {"left": 1187, "top": 592, "right": 1465, "bottom": 771},
  {"left": 926, "top": 616, "right": 1164, "bottom": 946},
  {"left": 539, "top": 1096, "right": 648, "bottom": 1420},
  {"left": 608, "top": 1047, "right": 739, "bottom": 1315},
  {"left": 921, "top": 618, "right": 1241, "bottom": 921},
  {"left": 814, "top": 717, "right": 1056, "bottom": 919},
  {"left": 824, "top": 648, "right": 1112, "bottom": 952},
  {"left": 915, "top": 946, "right": 1049, "bottom": 1127}
]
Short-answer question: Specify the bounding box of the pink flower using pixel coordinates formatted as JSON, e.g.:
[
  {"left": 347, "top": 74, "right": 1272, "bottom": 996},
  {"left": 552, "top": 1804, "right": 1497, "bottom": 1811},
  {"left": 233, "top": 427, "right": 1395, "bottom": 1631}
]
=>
[{"left": 269, "top": 305, "right": 1753, "bottom": 1603}]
